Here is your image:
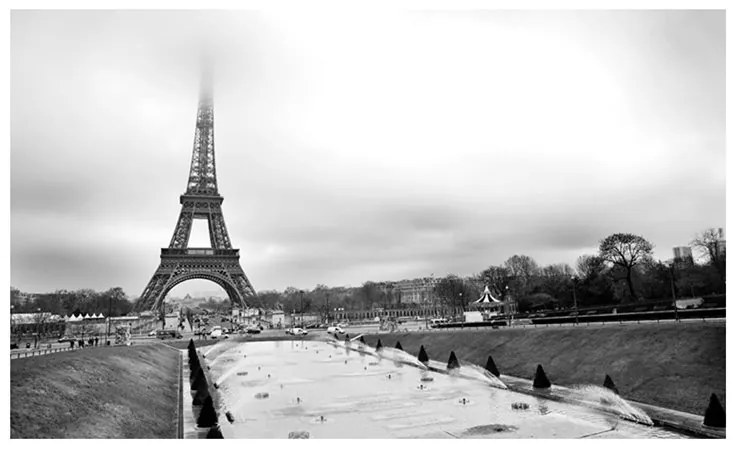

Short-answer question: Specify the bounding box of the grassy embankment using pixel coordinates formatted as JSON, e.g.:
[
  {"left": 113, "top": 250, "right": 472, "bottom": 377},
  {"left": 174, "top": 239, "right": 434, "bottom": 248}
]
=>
[
  {"left": 361, "top": 322, "right": 725, "bottom": 415},
  {"left": 11, "top": 344, "right": 180, "bottom": 438}
]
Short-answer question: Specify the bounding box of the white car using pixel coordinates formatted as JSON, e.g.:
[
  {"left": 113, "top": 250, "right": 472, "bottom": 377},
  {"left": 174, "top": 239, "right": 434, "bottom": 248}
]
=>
[
  {"left": 327, "top": 326, "right": 346, "bottom": 335},
  {"left": 209, "top": 326, "right": 223, "bottom": 338},
  {"left": 286, "top": 327, "right": 308, "bottom": 336},
  {"left": 148, "top": 330, "right": 157, "bottom": 337}
]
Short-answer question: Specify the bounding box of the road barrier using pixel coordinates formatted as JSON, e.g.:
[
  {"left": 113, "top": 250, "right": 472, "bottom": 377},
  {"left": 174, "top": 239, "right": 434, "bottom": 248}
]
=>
[{"left": 430, "top": 307, "right": 725, "bottom": 331}]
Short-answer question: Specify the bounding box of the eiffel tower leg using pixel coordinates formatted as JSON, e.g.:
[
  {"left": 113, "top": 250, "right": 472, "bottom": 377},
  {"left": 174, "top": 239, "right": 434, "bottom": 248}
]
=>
[
  {"left": 228, "top": 267, "right": 258, "bottom": 308},
  {"left": 136, "top": 266, "right": 175, "bottom": 314}
]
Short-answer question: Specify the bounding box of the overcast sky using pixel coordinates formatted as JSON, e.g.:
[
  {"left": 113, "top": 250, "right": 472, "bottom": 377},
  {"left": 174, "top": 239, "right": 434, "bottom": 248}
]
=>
[{"left": 10, "top": 10, "right": 725, "bottom": 298}]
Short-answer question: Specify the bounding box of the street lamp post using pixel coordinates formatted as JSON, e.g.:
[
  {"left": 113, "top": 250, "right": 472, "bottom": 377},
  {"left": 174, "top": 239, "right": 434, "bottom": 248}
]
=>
[
  {"left": 670, "top": 264, "right": 679, "bottom": 322},
  {"left": 504, "top": 285, "right": 511, "bottom": 326},
  {"left": 572, "top": 276, "right": 579, "bottom": 325},
  {"left": 106, "top": 296, "right": 112, "bottom": 345},
  {"left": 35, "top": 307, "right": 41, "bottom": 349},
  {"left": 299, "top": 290, "right": 304, "bottom": 327}
]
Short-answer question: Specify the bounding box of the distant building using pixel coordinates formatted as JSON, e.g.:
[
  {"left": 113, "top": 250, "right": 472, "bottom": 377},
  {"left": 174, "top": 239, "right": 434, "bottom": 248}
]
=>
[
  {"left": 673, "top": 246, "right": 693, "bottom": 262},
  {"left": 392, "top": 277, "right": 440, "bottom": 305},
  {"left": 270, "top": 310, "right": 285, "bottom": 328},
  {"left": 716, "top": 228, "right": 726, "bottom": 256}
]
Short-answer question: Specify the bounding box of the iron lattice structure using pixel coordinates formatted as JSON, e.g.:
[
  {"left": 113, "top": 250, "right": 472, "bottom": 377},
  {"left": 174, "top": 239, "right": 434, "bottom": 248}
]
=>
[{"left": 135, "top": 75, "right": 258, "bottom": 313}]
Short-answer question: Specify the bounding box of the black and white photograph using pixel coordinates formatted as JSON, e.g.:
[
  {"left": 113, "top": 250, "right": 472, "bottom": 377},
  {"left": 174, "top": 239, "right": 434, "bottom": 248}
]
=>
[{"left": 6, "top": 2, "right": 729, "bottom": 443}]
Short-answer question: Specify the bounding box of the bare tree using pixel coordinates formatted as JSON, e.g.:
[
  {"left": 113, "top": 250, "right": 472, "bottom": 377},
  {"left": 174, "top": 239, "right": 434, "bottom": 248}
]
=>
[
  {"left": 32, "top": 311, "right": 50, "bottom": 348},
  {"left": 503, "top": 254, "right": 539, "bottom": 299},
  {"left": 476, "top": 266, "right": 511, "bottom": 299},
  {"left": 691, "top": 228, "right": 726, "bottom": 286},
  {"left": 599, "top": 233, "right": 654, "bottom": 300}
]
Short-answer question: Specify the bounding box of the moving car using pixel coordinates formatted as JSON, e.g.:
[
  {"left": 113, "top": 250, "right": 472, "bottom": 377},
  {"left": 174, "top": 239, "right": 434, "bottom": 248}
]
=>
[
  {"left": 285, "top": 327, "right": 308, "bottom": 336},
  {"left": 156, "top": 329, "right": 183, "bottom": 339},
  {"left": 327, "top": 326, "right": 346, "bottom": 335}
]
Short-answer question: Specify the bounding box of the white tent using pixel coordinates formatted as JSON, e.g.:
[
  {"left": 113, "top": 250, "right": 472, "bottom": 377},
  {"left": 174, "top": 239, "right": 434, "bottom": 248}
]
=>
[
  {"left": 472, "top": 286, "right": 505, "bottom": 316},
  {"left": 474, "top": 286, "right": 501, "bottom": 304},
  {"left": 84, "top": 313, "right": 91, "bottom": 319}
]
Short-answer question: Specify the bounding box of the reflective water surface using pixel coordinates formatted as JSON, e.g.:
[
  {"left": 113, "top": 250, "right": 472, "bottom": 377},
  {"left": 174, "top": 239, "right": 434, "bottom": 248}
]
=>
[{"left": 202, "top": 340, "right": 686, "bottom": 439}]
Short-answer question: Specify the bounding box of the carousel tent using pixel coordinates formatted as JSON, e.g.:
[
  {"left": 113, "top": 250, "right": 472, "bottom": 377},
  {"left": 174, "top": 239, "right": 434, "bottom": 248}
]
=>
[
  {"left": 474, "top": 286, "right": 502, "bottom": 304},
  {"left": 472, "top": 286, "right": 505, "bottom": 316}
]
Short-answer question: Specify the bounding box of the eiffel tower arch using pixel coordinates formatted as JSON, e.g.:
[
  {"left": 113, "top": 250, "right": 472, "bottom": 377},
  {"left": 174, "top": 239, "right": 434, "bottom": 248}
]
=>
[{"left": 134, "top": 72, "right": 258, "bottom": 313}]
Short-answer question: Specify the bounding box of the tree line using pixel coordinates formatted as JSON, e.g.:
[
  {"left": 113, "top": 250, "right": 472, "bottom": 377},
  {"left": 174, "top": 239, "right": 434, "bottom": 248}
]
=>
[
  {"left": 10, "top": 228, "right": 725, "bottom": 317},
  {"left": 10, "top": 287, "right": 134, "bottom": 317}
]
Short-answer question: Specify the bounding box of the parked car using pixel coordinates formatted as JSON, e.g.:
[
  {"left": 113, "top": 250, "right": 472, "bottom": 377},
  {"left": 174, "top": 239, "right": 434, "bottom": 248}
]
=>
[
  {"left": 327, "top": 326, "right": 346, "bottom": 335},
  {"left": 156, "top": 329, "right": 182, "bottom": 339},
  {"left": 286, "top": 327, "right": 308, "bottom": 336},
  {"left": 246, "top": 327, "right": 261, "bottom": 334},
  {"left": 209, "top": 326, "right": 223, "bottom": 338},
  {"left": 58, "top": 336, "right": 76, "bottom": 343},
  {"left": 148, "top": 330, "right": 158, "bottom": 337}
]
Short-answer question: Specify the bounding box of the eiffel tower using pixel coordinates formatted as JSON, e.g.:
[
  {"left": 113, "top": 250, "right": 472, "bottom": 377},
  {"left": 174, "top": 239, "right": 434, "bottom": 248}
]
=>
[{"left": 135, "top": 70, "right": 258, "bottom": 313}]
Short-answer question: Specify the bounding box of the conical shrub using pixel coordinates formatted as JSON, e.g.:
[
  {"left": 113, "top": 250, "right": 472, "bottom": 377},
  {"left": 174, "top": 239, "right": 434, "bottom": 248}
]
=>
[
  {"left": 603, "top": 374, "right": 619, "bottom": 395},
  {"left": 189, "top": 353, "right": 201, "bottom": 371},
  {"left": 395, "top": 341, "right": 403, "bottom": 351},
  {"left": 533, "top": 364, "right": 551, "bottom": 389},
  {"left": 375, "top": 339, "right": 383, "bottom": 351},
  {"left": 197, "top": 396, "right": 218, "bottom": 428},
  {"left": 359, "top": 336, "right": 366, "bottom": 345},
  {"left": 417, "top": 345, "right": 429, "bottom": 364},
  {"left": 190, "top": 365, "right": 203, "bottom": 383},
  {"left": 187, "top": 339, "right": 195, "bottom": 352},
  {"left": 703, "top": 393, "right": 726, "bottom": 428},
  {"left": 206, "top": 425, "right": 224, "bottom": 439},
  {"left": 485, "top": 355, "right": 500, "bottom": 377},
  {"left": 447, "top": 351, "right": 460, "bottom": 370},
  {"left": 193, "top": 387, "right": 210, "bottom": 406}
]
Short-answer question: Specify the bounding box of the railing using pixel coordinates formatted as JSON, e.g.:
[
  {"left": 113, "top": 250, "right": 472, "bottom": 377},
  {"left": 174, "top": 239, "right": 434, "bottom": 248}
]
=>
[
  {"left": 428, "top": 307, "right": 725, "bottom": 330},
  {"left": 161, "top": 248, "right": 239, "bottom": 256},
  {"left": 11, "top": 346, "right": 80, "bottom": 360}
]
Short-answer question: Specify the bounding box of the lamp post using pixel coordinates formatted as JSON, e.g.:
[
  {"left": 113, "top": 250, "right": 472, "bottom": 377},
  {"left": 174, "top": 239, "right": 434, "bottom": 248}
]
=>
[
  {"left": 571, "top": 276, "right": 579, "bottom": 325},
  {"left": 299, "top": 290, "right": 304, "bottom": 327},
  {"left": 35, "top": 307, "right": 41, "bottom": 349},
  {"left": 669, "top": 264, "right": 679, "bottom": 322},
  {"left": 105, "top": 296, "right": 112, "bottom": 345}
]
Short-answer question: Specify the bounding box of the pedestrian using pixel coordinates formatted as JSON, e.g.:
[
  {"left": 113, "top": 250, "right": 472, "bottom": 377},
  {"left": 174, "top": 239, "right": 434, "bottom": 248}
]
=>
[
  {"left": 79, "top": 339, "right": 84, "bottom": 348},
  {"left": 89, "top": 337, "right": 94, "bottom": 347},
  {"left": 95, "top": 337, "right": 99, "bottom": 347},
  {"left": 70, "top": 340, "right": 74, "bottom": 349}
]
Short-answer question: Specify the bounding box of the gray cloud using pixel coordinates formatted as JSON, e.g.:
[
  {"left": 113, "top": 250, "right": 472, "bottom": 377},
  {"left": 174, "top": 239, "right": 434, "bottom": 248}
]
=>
[{"left": 10, "top": 10, "right": 726, "bottom": 298}]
